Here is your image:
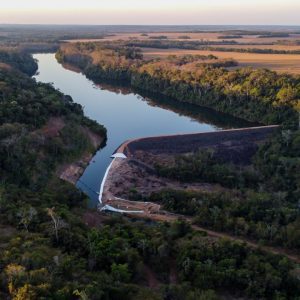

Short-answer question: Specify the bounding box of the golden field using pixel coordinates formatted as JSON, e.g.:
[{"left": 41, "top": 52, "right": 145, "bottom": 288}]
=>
[
  {"left": 64, "top": 31, "right": 300, "bottom": 74},
  {"left": 141, "top": 49, "right": 300, "bottom": 74}
]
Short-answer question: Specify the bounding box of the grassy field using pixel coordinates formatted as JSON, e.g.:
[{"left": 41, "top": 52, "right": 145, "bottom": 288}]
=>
[
  {"left": 212, "top": 44, "right": 300, "bottom": 51},
  {"left": 64, "top": 30, "right": 300, "bottom": 74},
  {"left": 142, "top": 48, "right": 300, "bottom": 74},
  {"left": 66, "top": 31, "right": 300, "bottom": 44}
]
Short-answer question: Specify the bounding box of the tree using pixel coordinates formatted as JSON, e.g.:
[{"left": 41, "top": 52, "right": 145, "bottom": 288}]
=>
[
  {"left": 73, "top": 289, "right": 88, "bottom": 300},
  {"left": 47, "top": 207, "right": 67, "bottom": 243},
  {"left": 13, "top": 284, "right": 36, "bottom": 300},
  {"left": 111, "top": 263, "right": 131, "bottom": 283},
  {"left": 4, "top": 264, "right": 26, "bottom": 296},
  {"left": 17, "top": 206, "right": 37, "bottom": 232}
]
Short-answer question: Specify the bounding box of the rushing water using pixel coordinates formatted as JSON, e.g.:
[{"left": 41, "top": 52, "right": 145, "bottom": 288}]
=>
[{"left": 33, "top": 53, "right": 249, "bottom": 206}]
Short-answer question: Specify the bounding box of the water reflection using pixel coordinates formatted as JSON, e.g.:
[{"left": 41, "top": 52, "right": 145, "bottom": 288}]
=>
[{"left": 34, "top": 53, "right": 251, "bottom": 206}]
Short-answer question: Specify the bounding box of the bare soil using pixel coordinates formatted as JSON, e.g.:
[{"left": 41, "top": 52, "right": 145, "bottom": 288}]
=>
[
  {"left": 40, "top": 117, "right": 65, "bottom": 138},
  {"left": 105, "top": 157, "right": 219, "bottom": 200},
  {"left": 82, "top": 210, "right": 110, "bottom": 228},
  {"left": 57, "top": 126, "right": 104, "bottom": 185},
  {"left": 39, "top": 117, "right": 104, "bottom": 185}
]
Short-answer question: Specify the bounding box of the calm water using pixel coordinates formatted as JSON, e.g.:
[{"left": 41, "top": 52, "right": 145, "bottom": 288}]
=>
[{"left": 33, "top": 53, "right": 248, "bottom": 206}]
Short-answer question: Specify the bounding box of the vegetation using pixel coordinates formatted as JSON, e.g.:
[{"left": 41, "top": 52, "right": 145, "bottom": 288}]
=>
[
  {"left": 0, "top": 27, "right": 300, "bottom": 298},
  {"left": 178, "top": 35, "right": 191, "bottom": 39},
  {"left": 2, "top": 213, "right": 299, "bottom": 299},
  {"left": 258, "top": 33, "right": 290, "bottom": 38},
  {"left": 0, "top": 50, "right": 111, "bottom": 299},
  {"left": 57, "top": 42, "right": 299, "bottom": 127},
  {"left": 218, "top": 35, "right": 243, "bottom": 39},
  {"left": 0, "top": 49, "right": 106, "bottom": 190},
  {"left": 150, "top": 129, "right": 300, "bottom": 250},
  {"left": 0, "top": 49, "right": 38, "bottom": 75},
  {"left": 149, "top": 35, "right": 168, "bottom": 40},
  {"left": 1, "top": 53, "right": 297, "bottom": 298},
  {"left": 204, "top": 46, "right": 300, "bottom": 55},
  {"left": 124, "top": 39, "right": 238, "bottom": 49}
]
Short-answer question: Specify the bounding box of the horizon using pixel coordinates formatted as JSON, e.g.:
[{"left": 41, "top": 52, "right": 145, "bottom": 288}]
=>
[
  {"left": 1, "top": 0, "right": 299, "bottom": 25},
  {"left": 1, "top": 24, "right": 300, "bottom": 26}
]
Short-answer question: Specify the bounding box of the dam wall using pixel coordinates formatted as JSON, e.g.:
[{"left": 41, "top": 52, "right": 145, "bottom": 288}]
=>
[{"left": 116, "top": 125, "right": 279, "bottom": 165}]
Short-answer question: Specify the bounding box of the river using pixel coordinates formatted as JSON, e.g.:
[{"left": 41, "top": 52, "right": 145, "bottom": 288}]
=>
[{"left": 33, "top": 53, "right": 249, "bottom": 206}]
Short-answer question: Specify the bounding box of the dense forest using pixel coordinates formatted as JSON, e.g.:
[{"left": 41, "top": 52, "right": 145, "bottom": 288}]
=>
[
  {"left": 0, "top": 49, "right": 38, "bottom": 75},
  {"left": 56, "top": 42, "right": 299, "bottom": 127},
  {"left": 0, "top": 36, "right": 300, "bottom": 298},
  {"left": 0, "top": 49, "right": 109, "bottom": 299},
  {"left": 1, "top": 55, "right": 297, "bottom": 298},
  {"left": 150, "top": 129, "right": 300, "bottom": 250}
]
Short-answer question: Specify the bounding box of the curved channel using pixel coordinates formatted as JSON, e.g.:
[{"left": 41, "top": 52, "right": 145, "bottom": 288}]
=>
[{"left": 33, "top": 53, "right": 251, "bottom": 206}]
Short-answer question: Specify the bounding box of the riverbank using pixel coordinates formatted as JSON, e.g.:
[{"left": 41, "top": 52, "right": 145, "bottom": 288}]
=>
[
  {"left": 58, "top": 126, "right": 105, "bottom": 185},
  {"left": 36, "top": 116, "right": 105, "bottom": 185},
  {"left": 101, "top": 125, "right": 278, "bottom": 209},
  {"left": 98, "top": 125, "right": 300, "bottom": 263},
  {"left": 36, "top": 53, "right": 243, "bottom": 204},
  {"left": 56, "top": 42, "right": 299, "bottom": 127}
]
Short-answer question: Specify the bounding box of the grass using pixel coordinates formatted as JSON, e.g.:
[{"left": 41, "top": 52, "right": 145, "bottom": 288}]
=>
[
  {"left": 63, "top": 31, "right": 300, "bottom": 74},
  {"left": 66, "top": 31, "right": 300, "bottom": 44},
  {"left": 142, "top": 48, "right": 300, "bottom": 74}
]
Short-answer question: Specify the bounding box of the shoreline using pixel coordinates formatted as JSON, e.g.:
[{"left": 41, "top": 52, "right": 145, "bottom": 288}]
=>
[
  {"left": 100, "top": 125, "right": 278, "bottom": 212},
  {"left": 97, "top": 125, "right": 300, "bottom": 263},
  {"left": 57, "top": 128, "right": 105, "bottom": 185}
]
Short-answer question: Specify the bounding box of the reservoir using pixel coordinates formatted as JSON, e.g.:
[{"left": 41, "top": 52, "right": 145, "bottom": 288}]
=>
[{"left": 33, "top": 53, "right": 249, "bottom": 206}]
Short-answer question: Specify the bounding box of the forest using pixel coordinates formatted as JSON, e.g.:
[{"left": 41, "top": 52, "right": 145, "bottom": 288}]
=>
[
  {"left": 0, "top": 32, "right": 299, "bottom": 298},
  {"left": 151, "top": 129, "right": 300, "bottom": 250},
  {"left": 56, "top": 42, "right": 299, "bottom": 127}
]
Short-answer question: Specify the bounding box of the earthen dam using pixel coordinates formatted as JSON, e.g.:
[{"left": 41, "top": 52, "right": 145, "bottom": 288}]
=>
[{"left": 99, "top": 125, "right": 279, "bottom": 213}]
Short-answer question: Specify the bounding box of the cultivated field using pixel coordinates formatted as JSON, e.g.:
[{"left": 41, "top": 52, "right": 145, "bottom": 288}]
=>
[
  {"left": 66, "top": 32, "right": 300, "bottom": 44},
  {"left": 212, "top": 44, "right": 300, "bottom": 51},
  {"left": 64, "top": 30, "right": 300, "bottom": 74},
  {"left": 142, "top": 48, "right": 300, "bottom": 74}
]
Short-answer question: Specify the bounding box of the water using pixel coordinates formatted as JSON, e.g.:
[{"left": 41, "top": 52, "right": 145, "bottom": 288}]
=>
[{"left": 33, "top": 53, "right": 249, "bottom": 206}]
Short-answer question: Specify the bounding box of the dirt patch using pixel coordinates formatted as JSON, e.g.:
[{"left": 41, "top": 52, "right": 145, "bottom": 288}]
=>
[
  {"left": 0, "top": 62, "right": 13, "bottom": 71},
  {"left": 104, "top": 157, "right": 218, "bottom": 201},
  {"left": 81, "top": 126, "right": 103, "bottom": 148},
  {"left": 104, "top": 126, "right": 277, "bottom": 203},
  {"left": 35, "top": 117, "right": 103, "bottom": 185},
  {"left": 40, "top": 117, "right": 65, "bottom": 138},
  {"left": 143, "top": 265, "right": 161, "bottom": 289},
  {"left": 57, "top": 126, "right": 104, "bottom": 185},
  {"left": 58, "top": 152, "right": 94, "bottom": 185},
  {"left": 82, "top": 210, "right": 110, "bottom": 228}
]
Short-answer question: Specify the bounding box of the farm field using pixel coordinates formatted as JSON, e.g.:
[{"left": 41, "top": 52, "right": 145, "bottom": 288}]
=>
[
  {"left": 63, "top": 30, "right": 300, "bottom": 74},
  {"left": 65, "top": 31, "right": 300, "bottom": 44},
  {"left": 142, "top": 48, "right": 300, "bottom": 74},
  {"left": 212, "top": 44, "right": 300, "bottom": 51}
]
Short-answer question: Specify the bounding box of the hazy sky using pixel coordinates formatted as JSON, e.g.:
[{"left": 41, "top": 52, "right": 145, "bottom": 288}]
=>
[{"left": 1, "top": 0, "right": 299, "bottom": 25}]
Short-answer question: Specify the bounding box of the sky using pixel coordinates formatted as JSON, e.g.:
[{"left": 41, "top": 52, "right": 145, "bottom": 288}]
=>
[{"left": 0, "top": 0, "right": 299, "bottom": 25}]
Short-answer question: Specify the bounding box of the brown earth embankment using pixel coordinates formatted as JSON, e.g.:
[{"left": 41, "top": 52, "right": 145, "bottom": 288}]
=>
[
  {"left": 117, "top": 125, "right": 279, "bottom": 165},
  {"left": 103, "top": 125, "right": 278, "bottom": 203}
]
